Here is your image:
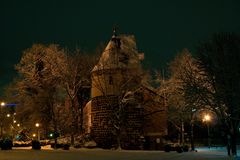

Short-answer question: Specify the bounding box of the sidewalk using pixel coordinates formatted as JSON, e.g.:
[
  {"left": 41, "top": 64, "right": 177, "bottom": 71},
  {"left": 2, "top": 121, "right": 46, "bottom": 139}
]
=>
[{"left": 196, "top": 146, "right": 240, "bottom": 160}]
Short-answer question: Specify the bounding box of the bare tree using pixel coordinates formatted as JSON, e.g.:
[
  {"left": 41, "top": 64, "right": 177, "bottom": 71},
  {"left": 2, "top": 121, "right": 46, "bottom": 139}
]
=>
[
  {"left": 58, "top": 49, "right": 98, "bottom": 145},
  {"left": 167, "top": 33, "right": 240, "bottom": 156},
  {"left": 14, "top": 44, "right": 66, "bottom": 142},
  {"left": 165, "top": 49, "right": 206, "bottom": 149},
  {"left": 196, "top": 32, "right": 240, "bottom": 156}
]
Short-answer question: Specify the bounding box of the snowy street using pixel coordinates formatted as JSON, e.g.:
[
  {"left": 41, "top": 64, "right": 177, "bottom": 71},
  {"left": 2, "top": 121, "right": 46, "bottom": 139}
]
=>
[{"left": 0, "top": 147, "right": 237, "bottom": 160}]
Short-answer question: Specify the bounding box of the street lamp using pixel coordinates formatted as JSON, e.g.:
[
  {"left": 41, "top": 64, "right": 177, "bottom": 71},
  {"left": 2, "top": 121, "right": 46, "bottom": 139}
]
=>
[
  {"left": 35, "top": 123, "right": 40, "bottom": 128},
  {"left": 35, "top": 123, "right": 40, "bottom": 141},
  {"left": 0, "top": 102, "right": 4, "bottom": 137},
  {"left": 6, "top": 113, "right": 16, "bottom": 140},
  {"left": 32, "top": 133, "right": 36, "bottom": 138},
  {"left": 203, "top": 114, "right": 211, "bottom": 148},
  {"left": 190, "top": 108, "right": 197, "bottom": 151},
  {"left": 1, "top": 102, "right": 17, "bottom": 138}
]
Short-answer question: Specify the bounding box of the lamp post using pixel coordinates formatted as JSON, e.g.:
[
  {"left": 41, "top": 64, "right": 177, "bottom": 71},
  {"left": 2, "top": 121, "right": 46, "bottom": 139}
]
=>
[
  {"left": 0, "top": 102, "right": 5, "bottom": 138},
  {"left": 35, "top": 123, "right": 40, "bottom": 141},
  {"left": 203, "top": 114, "right": 211, "bottom": 149},
  {"left": 0, "top": 102, "right": 17, "bottom": 139},
  {"left": 6, "top": 113, "right": 16, "bottom": 140},
  {"left": 190, "top": 108, "right": 197, "bottom": 151}
]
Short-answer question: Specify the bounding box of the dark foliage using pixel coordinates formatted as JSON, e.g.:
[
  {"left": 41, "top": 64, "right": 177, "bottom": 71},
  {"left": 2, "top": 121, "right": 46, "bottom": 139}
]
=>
[
  {"left": 0, "top": 138, "right": 13, "bottom": 150},
  {"left": 197, "top": 32, "right": 240, "bottom": 155},
  {"left": 32, "top": 140, "right": 41, "bottom": 150}
]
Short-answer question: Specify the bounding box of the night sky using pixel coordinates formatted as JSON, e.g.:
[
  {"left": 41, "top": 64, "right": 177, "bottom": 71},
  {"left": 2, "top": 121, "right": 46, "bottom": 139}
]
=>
[{"left": 1, "top": 0, "right": 240, "bottom": 93}]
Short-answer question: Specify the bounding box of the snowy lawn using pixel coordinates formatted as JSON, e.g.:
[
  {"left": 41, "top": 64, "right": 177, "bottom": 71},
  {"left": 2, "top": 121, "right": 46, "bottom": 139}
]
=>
[{"left": 0, "top": 146, "right": 236, "bottom": 160}]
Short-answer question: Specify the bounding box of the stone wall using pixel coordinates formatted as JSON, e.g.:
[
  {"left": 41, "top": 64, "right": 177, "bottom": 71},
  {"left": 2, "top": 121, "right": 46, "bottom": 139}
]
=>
[
  {"left": 91, "top": 96, "right": 118, "bottom": 148},
  {"left": 90, "top": 95, "right": 144, "bottom": 149}
]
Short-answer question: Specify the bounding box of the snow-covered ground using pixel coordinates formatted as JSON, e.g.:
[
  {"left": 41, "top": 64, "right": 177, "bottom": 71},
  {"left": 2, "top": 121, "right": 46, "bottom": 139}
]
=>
[
  {"left": 12, "top": 145, "right": 53, "bottom": 150},
  {"left": 2, "top": 146, "right": 239, "bottom": 160}
]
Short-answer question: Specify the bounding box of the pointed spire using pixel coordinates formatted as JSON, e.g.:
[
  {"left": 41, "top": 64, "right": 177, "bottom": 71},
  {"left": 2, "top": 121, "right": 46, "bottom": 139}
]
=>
[
  {"left": 112, "top": 27, "right": 117, "bottom": 38},
  {"left": 111, "top": 27, "right": 121, "bottom": 48}
]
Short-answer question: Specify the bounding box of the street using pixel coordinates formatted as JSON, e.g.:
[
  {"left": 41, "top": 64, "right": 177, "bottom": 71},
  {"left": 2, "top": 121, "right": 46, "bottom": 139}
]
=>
[{"left": 0, "top": 147, "right": 234, "bottom": 160}]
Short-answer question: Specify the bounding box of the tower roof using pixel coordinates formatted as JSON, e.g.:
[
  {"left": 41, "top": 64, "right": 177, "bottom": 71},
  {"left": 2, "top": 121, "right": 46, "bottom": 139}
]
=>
[{"left": 92, "top": 33, "right": 140, "bottom": 72}]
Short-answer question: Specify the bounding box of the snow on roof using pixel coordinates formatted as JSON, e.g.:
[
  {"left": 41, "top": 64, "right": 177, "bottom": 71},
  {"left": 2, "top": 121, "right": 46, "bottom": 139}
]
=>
[{"left": 92, "top": 34, "right": 141, "bottom": 72}]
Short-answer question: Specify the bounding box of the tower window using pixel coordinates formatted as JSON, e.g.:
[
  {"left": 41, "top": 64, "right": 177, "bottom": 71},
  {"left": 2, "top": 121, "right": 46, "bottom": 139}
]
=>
[{"left": 109, "top": 76, "right": 113, "bottom": 85}]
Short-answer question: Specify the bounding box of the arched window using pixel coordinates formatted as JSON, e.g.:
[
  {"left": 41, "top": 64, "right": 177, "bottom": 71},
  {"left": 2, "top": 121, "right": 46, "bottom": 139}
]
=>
[{"left": 109, "top": 76, "right": 113, "bottom": 85}]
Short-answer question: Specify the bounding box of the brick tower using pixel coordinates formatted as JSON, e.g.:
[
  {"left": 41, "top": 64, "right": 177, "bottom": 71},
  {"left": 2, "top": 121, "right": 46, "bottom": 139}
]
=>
[{"left": 90, "top": 31, "right": 143, "bottom": 149}]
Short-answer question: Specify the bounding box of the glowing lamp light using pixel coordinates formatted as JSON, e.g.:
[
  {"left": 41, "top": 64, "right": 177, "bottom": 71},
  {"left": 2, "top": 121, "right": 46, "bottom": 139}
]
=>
[
  {"left": 0, "top": 102, "right": 16, "bottom": 107},
  {"left": 49, "top": 133, "right": 54, "bottom": 138},
  {"left": 35, "top": 123, "right": 40, "bottom": 127},
  {"left": 203, "top": 114, "right": 211, "bottom": 122}
]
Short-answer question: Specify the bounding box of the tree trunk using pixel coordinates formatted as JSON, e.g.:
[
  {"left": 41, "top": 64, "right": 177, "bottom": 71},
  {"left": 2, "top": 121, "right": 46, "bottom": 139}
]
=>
[
  {"left": 77, "top": 91, "right": 84, "bottom": 133},
  {"left": 70, "top": 134, "right": 74, "bottom": 146},
  {"left": 70, "top": 99, "right": 75, "bottom": 146},
  {"left": 0, "top": 124, "right": 3, "bottom": 138},
  {"left": 231, "top": 129, "right": 237, "bottom": 156},
  {"left": 225, "top": 121, "right": 238, "bottom": 156},
  {"left": 181, "top": 121, "right": 184, "bottom": 145},
  {"left": 53, "top": 119, "right": 58, "bottom": 149},
  {"left": 190, "top": 122, "right": 195, "bottom": 151},
  {"left": 54, "top": 137, "right": 58, "bottom": 149},
  {"left": 116, "top": 129, "right": 121, "bottom": 150},
  {"left": 79, "top": 102, "right": 83, "bottom": 133}
]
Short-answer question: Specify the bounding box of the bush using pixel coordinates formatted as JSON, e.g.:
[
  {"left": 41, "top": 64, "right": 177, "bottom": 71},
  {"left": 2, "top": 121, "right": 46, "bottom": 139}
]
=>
[
  {"left": 32, "top": 140, "right": 41, "bottom": 150},
  {"left": 176, "top": 146, "right": 183, "bottom": 153},
  {"left": 183, "top": 145, "right": 189, "bottom": 152},
  {"left": 1, "top": 139, "right": 13, "bottom": 150},
  {"left": 62, "top": 144, "right": 70, "bottom": 150},
  {"left": 51, "top": 143, "right": 63, "bottom": 149},
  {"left": 74, "top": 144, "right": 81, "bottom": 148},
  {"left": 164, "top": 144, "right": 171, "bottom": 152}
]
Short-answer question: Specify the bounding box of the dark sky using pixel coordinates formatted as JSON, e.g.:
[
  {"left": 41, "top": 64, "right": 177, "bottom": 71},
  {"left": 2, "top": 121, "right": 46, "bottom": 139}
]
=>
[{"left": 1, "top": 0, "right": 240, "bottom": 92}]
